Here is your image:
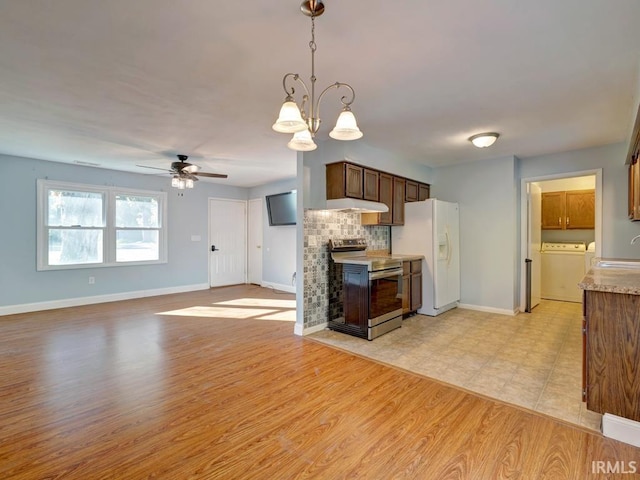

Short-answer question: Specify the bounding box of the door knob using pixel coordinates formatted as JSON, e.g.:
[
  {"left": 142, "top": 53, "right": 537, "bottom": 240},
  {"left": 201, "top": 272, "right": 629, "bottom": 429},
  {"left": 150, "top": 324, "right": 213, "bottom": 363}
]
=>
[{"left": 211, "top": 245, "right": 219, "bottom": 252}]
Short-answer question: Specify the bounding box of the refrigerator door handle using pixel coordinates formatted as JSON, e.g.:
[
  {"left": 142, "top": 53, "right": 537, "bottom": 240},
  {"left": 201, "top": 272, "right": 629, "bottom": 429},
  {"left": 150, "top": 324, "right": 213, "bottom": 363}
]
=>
[{"left": 445, "top": 229, "right": 452, "bottom": 266}]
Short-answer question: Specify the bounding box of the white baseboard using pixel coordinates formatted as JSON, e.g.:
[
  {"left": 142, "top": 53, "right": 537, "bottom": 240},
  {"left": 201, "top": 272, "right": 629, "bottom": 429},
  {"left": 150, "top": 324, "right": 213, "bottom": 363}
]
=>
[
  {"left": 296, "top": 322, "right": 328, "bottom": 336},
  {"left": 457, "top": 303, "right": 518, "bottom": 316},
  {"left": 261, "top": 282, "right": 296, "bottom": 294},
  {"left": 0, "top": 283, "right": 210, "bottom": 316},
  {"left": 602, "top": 413, "right": 640, "bottom": 448}
]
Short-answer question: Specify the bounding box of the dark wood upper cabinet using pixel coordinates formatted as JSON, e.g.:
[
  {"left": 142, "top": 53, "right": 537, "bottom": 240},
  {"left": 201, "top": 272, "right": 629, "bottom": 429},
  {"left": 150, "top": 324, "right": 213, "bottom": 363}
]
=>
[
  {"left": 393, "top": 177, "right": 405, "bottom": 225},
  {"left": 326, "top": 162, "right": 363, "bottom": 199},
  {"left": 418, "top": 184, "right": 430, "bottom": 201},
  {"left": 363, "top": 168, "right": 379, "bottom": 201},
  {"left": 406, "top": 180, "right": 430, "bottom": 202},
  {"left": 326, "top": 160, "right": 429, "bottom": 226},
  {"left": 377, "top": 173, "right": 393, "bottom": 225},
  {"left": 628, "top": 142, "right": 640, "bottom": 221},
  {"left": 627, "top": 103, "right": 640, "bottom": 221},
  {"left": 405, "top": 181, "right": 419, "bottom": 202}
]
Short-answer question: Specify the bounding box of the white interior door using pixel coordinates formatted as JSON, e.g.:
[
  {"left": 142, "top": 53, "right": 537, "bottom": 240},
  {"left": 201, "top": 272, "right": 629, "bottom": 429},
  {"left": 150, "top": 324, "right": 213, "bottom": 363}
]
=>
[
  {"left": 247, "top": 198, "right": 263, "bottom": 285},
  {"left": 209, "top": 198, "right": 246, "bottom": 287},
  {"left": 527, "top": 183, "right": 542, "bottom": 308}
]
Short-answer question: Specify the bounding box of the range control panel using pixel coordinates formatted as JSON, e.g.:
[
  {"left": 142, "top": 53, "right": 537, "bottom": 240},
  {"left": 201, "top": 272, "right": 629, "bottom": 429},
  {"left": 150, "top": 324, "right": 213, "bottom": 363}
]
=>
[{"left": 329, "top": 238, "right": 367, "bottom": 252}]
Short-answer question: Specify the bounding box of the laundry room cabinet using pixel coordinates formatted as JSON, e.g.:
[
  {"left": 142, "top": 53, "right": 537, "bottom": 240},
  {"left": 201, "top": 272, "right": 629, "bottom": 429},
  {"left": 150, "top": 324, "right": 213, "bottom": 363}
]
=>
[{"left": 541, "top": 190, "right": 595, "bottom": 230}]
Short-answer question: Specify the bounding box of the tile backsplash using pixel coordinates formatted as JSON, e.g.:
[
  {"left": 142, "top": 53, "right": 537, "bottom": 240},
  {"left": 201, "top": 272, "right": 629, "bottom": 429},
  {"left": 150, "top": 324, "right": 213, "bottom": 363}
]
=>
[{"left": 303, "top": 209, "right": 389, "bottom": 330}]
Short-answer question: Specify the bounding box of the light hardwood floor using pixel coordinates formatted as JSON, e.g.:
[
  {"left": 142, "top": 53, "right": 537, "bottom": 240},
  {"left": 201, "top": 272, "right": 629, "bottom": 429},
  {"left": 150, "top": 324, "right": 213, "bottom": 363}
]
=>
[
  {"left": 310, "top": 299, "right": 602, "bottom": 430},
  {"left": 1, "top": 285, "right": 638, "bottom": 479}
]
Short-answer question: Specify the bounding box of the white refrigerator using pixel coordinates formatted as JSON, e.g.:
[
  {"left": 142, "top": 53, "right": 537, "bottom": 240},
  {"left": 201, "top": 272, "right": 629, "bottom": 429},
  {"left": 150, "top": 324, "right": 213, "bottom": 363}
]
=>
[{"left": 392, "top": 199, "right": 460, "bottom": 316}]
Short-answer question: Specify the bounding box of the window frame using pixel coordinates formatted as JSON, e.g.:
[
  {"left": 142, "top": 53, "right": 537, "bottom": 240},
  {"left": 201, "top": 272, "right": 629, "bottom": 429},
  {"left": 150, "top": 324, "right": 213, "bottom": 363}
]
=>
[{"left": 37, "top": 179, "right": 168, "bottom": 271}]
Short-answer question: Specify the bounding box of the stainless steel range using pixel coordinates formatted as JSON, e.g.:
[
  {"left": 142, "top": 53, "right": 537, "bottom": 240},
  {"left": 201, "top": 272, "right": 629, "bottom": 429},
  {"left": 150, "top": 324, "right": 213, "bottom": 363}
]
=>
[{"left": 328, "top": 238, "right": 403, "bottom": 340}]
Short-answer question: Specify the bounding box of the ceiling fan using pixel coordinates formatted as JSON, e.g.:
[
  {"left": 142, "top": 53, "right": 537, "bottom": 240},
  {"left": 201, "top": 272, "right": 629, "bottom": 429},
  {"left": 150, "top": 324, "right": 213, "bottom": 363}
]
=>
[{"left": 137, "top": 155, "right": 228, "bottom": 188}]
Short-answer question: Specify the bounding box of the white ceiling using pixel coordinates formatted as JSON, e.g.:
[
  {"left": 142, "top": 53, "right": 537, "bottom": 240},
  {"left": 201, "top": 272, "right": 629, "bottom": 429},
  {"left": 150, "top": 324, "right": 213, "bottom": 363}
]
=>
[{"left": 1, "top": 1, "right": 639, "bottom": 187}]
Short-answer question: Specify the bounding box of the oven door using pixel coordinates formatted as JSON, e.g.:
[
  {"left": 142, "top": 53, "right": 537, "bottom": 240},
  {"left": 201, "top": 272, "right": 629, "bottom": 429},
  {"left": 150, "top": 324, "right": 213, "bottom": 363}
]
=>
[{"left": 369, "top": 267, "right": 403, "bottom": 327}]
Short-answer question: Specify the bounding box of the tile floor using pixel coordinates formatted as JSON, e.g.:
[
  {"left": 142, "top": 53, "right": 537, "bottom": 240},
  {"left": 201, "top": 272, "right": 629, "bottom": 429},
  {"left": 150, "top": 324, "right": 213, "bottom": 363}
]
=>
[{"left": 309, "top": 299, "right": 602, "bottom": 431}]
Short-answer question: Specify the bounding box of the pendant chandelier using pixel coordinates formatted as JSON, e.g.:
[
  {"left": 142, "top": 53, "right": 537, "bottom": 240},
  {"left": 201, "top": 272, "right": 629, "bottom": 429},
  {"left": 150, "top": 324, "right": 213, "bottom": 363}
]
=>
[{"left": 272, "top": 0, "right": 363, "bottom": 152}]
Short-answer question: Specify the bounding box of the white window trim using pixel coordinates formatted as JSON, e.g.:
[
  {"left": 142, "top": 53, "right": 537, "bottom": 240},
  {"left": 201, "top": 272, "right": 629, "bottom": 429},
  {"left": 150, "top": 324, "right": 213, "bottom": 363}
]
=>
[{"left": 37, "top": 179, "right": 168, "bottom": 271}]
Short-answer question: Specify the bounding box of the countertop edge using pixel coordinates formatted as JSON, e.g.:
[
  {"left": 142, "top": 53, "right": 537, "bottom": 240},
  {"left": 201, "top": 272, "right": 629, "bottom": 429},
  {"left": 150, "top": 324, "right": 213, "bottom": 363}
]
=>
[{"left": 579, "top": 258, "right": 640, "bottom": 295}]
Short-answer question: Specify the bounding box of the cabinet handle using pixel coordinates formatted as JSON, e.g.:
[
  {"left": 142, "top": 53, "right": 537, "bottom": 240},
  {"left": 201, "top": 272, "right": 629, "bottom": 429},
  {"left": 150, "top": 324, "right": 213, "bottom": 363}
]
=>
[
  {"left": 558, "top": 217, "right": 561, "bottom": 226},
  {"left": 566, "top": 216, "right": 570, "bottom": 227}
]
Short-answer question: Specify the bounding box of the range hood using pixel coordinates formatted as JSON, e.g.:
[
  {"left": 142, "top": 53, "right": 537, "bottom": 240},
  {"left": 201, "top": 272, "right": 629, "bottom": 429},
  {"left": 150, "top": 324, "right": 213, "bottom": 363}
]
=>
[{"left": 324, "top": 198, "right": 389, "bottom": 213}]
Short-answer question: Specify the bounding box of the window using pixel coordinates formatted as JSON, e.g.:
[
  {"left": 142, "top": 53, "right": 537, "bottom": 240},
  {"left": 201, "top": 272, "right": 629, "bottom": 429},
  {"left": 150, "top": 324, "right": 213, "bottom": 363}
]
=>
[{"left": 37, "top": 180, "right": 167, "bottom": 270}]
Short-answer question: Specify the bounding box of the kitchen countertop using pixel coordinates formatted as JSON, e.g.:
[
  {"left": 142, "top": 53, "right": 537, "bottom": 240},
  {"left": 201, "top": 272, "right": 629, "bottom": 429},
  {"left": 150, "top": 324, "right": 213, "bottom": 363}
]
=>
[
  {"left": 365, "top": 250, "right": 424, "bottom": 262},
  {"left": 578, "top": 258, "right": 640, "bottom": 295},
  {"left": 332, "top": 252, "right": 424, "bottom": 266},
  {"left": 388, "top": 253, "right": 424, "bottom": 262}
]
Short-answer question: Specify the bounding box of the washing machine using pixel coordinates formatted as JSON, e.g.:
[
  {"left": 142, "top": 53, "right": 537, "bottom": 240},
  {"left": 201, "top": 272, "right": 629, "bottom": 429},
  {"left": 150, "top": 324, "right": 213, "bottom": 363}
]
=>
[{"left": 540, "top": 242, "right": 586, "bottom": 303}]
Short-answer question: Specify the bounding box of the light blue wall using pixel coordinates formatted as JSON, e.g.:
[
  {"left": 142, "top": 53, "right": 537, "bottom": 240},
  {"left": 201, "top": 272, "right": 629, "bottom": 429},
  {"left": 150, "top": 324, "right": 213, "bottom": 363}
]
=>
[
  {"left": 520, "top": 142, "right": 640, "bottom": 259},
  {"left": 0, "top": 154, "right": 248, "bottom": 310},
  {"left": 432, "top": 156, "right": 520, "bottom": 313},
  {"left": 428, "top": 142, "right": 640, "bottom": 314},
  {"left": 248, "top": 178, "right": 297, "bottom": 289}
]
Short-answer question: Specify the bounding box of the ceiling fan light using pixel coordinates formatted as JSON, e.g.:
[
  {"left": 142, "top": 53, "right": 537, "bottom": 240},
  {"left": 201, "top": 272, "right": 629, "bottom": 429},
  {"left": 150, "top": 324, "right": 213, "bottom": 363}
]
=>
[
  {"left": 171, "top": 176, "right": 180, "bottom": 188},
  {"left": 185, "top": 178, "right": 194, "bottom": 189},
  {"left": 272, "top": 100, "right": 308, "bottom": 133},
  {"left": 469, "top": 132, "right": 499, "bottom": 148},
  {"left": 329, "top": 109, "right": 363, "bottom": 141},
  {"left": 287, "top": 129, "right": 317, "bottom": 151}
]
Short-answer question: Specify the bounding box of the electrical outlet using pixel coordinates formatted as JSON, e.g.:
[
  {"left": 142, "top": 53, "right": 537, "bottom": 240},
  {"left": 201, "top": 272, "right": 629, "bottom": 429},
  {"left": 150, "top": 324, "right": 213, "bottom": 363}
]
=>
[{"left": 88, "top": 276, "right": 95, "bottom": 284}]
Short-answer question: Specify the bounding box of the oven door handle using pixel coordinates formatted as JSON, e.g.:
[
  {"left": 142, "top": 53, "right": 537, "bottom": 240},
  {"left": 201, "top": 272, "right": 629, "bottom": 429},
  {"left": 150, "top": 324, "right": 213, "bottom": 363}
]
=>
[{"left": 369, "top": 268, "right": 404, "bottom": 280}]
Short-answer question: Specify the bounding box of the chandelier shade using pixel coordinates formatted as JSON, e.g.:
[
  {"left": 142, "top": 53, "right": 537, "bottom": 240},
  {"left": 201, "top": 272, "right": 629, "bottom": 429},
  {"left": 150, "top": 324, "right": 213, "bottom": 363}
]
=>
[
  {"left": 329, "top": 108, "right": 363, "bottom": 141},
  {"left": 273, "top": 1, "right": 362, "bottom": 151},
  {"left": 287, "top": 129, "right": 318, "bottom": 151},
  {"left": 272, "top": 99, "right": 308, "bottom": 133}
]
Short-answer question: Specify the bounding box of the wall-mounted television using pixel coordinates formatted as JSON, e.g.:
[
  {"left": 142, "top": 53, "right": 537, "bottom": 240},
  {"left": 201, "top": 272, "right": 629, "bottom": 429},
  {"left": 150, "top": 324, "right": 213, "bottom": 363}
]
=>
[{"left": 266, "top": 190, "right": 297, "bottom": 226}]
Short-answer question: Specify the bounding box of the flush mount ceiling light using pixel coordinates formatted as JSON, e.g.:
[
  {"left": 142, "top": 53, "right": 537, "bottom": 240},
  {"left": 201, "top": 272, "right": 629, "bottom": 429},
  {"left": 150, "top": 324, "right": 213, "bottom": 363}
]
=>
[
  {"left": 272, "top": 0, "right": 363, "bottom": 152},
  {"left": 469, "top": 132, "right": 499, "bottom": 148}
]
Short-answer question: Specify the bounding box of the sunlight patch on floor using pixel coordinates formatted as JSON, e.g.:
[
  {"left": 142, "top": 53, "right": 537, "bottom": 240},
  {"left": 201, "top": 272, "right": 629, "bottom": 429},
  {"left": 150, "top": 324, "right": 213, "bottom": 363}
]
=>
[
  {"left": 215, "top": 298, "right": 296, "bottom": 309},
  {"left": 158, "top": 297, "right": 296, "bottom": 322}
]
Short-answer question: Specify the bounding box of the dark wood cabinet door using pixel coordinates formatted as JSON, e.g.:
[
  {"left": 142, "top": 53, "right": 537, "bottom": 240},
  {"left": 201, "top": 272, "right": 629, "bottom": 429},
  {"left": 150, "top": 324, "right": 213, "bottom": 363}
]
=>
[
  {"left": 418, "top": 183, "right": 430, "bottom": 201},
  {"left": 343, "top": 264, "right": 369, "bottom": 331},
  {"left": 326, "top": 162, "right": 363, "bottom": 199},
  {"left": 392, "top": 177, "right": 405, "bottom": 225},
  {"left": 629, "top": 156, "right": 640, "bottom": 221},
  {"left": 344, "top": 163, "right": 364, "bottom": 198},
  {"left": 363, "top": 169, "right": 379, "bottom": 201},
  {"left": 378, "top": 173, "right": 393, "bottom": 225},
  {"left": 401, "top": 274, "right": 410, "bottom": 314},
  {"left": 565, "top": 190, "right": 595, "bottom": 229},
  {"left": 541, "top": 192, "right": 565, "bottom": 229},
  {"left": 410, "top": 273, "right": 422, "bottom": 311},
  {"left": 585, "top": 290, "right": 640, "bottom": 422},
  {"left": 405, "top": 181, "right": 419, "bottom": 202}
]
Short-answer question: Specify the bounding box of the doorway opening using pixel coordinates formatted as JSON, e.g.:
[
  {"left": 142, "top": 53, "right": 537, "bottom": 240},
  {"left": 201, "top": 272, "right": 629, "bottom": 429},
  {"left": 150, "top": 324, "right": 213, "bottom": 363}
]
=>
[{"left": 520, "top": 170, "right": 602, "bottom": 312}]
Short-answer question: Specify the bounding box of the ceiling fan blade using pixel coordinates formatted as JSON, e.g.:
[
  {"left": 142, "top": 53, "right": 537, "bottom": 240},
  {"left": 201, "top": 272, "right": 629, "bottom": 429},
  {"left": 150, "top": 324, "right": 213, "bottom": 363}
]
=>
[
  {"left": 181, "top": 164, "right": 199, "bottom": 174},
  {"left": 137, "top": 164, "right": 173, "bottom": 173},
  {"left": 194, "top": 172, "right": 228, "bottom": 179}
]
